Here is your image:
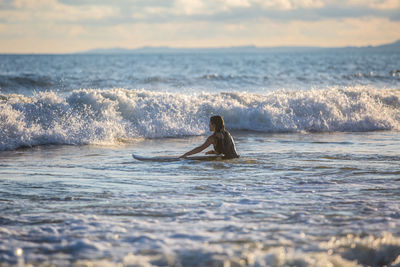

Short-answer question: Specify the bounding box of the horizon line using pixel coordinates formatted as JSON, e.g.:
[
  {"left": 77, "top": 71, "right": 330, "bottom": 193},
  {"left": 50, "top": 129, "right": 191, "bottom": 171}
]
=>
[{"left": 1, "top": 39, "right": 399, "bottom": 55}]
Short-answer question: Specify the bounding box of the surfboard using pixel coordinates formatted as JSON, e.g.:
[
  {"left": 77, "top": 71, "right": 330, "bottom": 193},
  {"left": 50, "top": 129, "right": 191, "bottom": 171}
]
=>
[{"left": 132, "top": 154, "right": 220, "bottom": 162}]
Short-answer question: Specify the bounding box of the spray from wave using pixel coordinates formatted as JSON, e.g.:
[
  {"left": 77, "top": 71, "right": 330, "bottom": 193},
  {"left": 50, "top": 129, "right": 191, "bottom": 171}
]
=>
[{"left": 1, "top": 86, "right": 399, "bottom": 151}]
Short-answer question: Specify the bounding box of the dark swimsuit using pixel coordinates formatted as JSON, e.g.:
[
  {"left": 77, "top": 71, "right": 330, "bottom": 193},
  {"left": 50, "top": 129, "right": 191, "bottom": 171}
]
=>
[{"left": 213, "top": 129, "right": 239, "bottom": 159}]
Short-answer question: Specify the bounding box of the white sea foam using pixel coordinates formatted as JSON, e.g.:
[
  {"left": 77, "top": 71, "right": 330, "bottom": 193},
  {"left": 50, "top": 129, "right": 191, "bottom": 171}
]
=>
[
  {"left": 18, "top": 228, "right": 398, "bottom": 267},
  {"left": 1, "top": 86, "right": 399, "bottom": 151},
  {"left": 78, "top": 232, "right": 399, "bottom": 266}
]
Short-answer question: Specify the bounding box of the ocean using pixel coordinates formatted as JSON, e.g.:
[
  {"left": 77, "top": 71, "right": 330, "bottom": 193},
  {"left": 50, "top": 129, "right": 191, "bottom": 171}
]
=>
[{"left": 0, "top": 50, "right": 400, "bottom": 266}]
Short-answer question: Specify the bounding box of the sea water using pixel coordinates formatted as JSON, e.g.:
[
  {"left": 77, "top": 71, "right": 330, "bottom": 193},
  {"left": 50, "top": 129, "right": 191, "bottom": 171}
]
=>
[{"left": 0, "top": 51, "right": 400, "bottom": 266}]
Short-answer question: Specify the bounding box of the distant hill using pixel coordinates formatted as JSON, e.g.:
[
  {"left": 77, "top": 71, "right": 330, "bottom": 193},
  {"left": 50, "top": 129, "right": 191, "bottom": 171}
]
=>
[
  {"left": 374, "top": 39, "right": 400, "bottom": 50},
  {"left": 81, "top": 39, "right": 400, "bottom": 54},
  {"left": 81, "top": 45, "right": 325, "bottom": 54}
]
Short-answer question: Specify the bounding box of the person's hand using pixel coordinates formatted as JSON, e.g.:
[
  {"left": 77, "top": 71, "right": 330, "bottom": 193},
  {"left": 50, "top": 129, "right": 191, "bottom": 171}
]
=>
[{"left": 205, "top": 150, "right": 215, "bottom": 155}]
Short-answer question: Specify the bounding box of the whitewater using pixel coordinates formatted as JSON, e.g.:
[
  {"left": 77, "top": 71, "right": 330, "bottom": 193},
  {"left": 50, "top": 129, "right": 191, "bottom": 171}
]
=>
[
  {"left": 1, "top": 52, "right": 400, "bottom": 266},
  {"left": 1, "top": 86, "right": 400, "bottom": 151}
]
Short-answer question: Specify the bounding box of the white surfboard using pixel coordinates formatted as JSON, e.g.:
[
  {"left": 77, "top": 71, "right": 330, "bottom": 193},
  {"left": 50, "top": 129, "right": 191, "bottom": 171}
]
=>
[{"left": 132, "top": 154, "right": 220, "bottom": 162}]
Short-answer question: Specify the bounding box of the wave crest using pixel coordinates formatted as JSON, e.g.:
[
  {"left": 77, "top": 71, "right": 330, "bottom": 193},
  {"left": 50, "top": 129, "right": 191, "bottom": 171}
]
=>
[{"left": 1, "top": 87, "right": 399, "bottom": 150}]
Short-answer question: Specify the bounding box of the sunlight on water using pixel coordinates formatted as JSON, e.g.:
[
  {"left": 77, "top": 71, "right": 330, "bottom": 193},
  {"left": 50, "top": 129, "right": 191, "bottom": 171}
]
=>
[
  {"left": 0, "top": 52, "right": 399, "bottom": 266},
  {"left": 1, "top": 86, "right": 400, "bottom": 151},
  {"left": 1, "top": 131, "right": 399, "bottom": 266}
]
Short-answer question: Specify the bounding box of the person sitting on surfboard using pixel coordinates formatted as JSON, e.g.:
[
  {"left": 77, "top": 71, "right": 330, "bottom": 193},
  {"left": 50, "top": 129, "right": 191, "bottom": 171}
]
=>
[{"left": 180, "top": 115, "right": 239, "bottom": 159}]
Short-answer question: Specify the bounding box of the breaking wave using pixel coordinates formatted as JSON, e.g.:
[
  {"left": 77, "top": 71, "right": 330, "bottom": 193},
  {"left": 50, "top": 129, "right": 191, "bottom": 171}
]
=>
[{"left": 1, "top": 86, "right": 400, "bottom": 151}]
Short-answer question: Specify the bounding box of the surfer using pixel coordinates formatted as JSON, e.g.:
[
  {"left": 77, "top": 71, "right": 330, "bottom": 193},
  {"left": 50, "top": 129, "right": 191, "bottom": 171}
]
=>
[{"left": 180, "top": 115, "right": 239, "bottom": 159}]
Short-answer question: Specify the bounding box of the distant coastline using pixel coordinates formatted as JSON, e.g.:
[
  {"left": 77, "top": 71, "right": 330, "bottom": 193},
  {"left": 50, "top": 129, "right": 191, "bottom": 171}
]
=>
[
  {"left": 81, "top": 39, "right": 400, "bottom": 54},
  {"left": 0, "top": 40, "right": 399, "bottom": 55}
]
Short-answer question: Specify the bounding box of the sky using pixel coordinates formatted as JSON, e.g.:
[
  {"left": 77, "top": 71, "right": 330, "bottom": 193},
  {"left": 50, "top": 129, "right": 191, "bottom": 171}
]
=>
[{"left": 0, "top": 0, "right": 399, "bottom": 53}]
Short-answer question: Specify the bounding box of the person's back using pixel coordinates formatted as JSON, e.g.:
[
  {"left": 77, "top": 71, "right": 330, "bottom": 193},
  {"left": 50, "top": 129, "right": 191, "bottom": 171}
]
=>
[
  {"left": 213, "top": 129, "right": 239, "bottom": 159},
  {"left": 180, "top": 115, "right": 239, "bottom": 159}
]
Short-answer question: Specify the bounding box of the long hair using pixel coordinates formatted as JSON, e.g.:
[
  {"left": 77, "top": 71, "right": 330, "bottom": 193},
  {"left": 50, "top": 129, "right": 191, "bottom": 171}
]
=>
[{"left": 210, "top": 115, "right": 225, "bottom": 133}]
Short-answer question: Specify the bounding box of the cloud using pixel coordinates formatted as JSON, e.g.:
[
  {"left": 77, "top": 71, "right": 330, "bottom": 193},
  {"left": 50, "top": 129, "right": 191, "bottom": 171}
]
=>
[
  {"left": 347, "top": 0, "right": 400, "bottom": 9},
  {"left": 0, "top": 0, "right": 399, "bottom": 53},
  {"left": 1, "top": 0, "right": 400, "bottom": 25},
  {"left": 106, "top": 16, "right": 400, "bottom": 46},
  {"left": 0, "top": 0, "right": 119, "bottom": 23}
]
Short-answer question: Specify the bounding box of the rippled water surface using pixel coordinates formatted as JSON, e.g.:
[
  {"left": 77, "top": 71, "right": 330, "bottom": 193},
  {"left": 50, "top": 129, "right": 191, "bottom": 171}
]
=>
[
  {"left": 1, "top": 132, "right": 399, "bottom": 266},
  {"left": 1, "top": 51, "right": 400, "bottom": 266},
  {"left": 1, "top": 50, "right": 399, "bottom": 94}
]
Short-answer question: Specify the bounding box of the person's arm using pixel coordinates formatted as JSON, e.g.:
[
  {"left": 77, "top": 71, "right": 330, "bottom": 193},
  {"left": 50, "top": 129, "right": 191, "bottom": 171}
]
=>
[{"left": 180, "top": 136, "right": 214, "bottom": 158}]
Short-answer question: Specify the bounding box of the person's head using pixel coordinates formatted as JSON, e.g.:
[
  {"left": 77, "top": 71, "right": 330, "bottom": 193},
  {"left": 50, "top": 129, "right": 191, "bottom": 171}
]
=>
[{"left": 210, "top": 115, "right": 225, "bottom": 132}]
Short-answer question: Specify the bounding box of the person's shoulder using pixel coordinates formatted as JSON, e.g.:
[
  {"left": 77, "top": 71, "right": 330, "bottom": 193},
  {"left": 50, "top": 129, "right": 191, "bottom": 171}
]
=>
[
  {"left": 223, "top": 129, "right": 233, "bottom": 137},
  {"left": 213, "top": 132, "right": 224, "bottom": 139},
  {"left": 207, "top": 134, "right": 216, "bottom": 143}
]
